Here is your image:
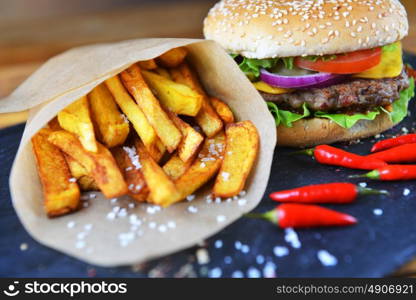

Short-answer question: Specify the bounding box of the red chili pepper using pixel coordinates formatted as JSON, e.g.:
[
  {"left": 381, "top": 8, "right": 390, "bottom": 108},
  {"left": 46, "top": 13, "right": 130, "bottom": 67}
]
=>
[
  {"left": 270, "top": 182, "right": 388, "bottom": 204},
  {"left": 293, "top": 145, "right": 387, "bottom": 170},
  {"left": 405, "top": 64, "right": 416, "bottom": 80},
  {"left": 350, "top": 165, "right": 416, "bottom": 181},
  {"left": 371, "top": 134, "right": 416, "bottom": 153},
  {"left": 247, "top": 204, "right": 357, "bottom": 228},
  {"left": 367, "top": 143, "right": 416, "bottom": 163}
]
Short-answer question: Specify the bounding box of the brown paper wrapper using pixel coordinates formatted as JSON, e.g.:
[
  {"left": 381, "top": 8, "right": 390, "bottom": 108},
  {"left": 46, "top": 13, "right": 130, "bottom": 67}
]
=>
[{"left": 0, "top": 38, "right": 276, "bottom": 266}]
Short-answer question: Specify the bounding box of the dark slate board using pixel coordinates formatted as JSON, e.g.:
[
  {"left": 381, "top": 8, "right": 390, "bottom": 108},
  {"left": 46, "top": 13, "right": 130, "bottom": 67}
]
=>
[{"left": 1, "top": 54, "right": 416, "bottom": 278}]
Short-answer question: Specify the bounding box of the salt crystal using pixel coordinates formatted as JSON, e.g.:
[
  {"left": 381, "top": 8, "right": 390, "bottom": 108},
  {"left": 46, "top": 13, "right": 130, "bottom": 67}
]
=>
[
  {"left": 263, "top": 262, "right": 277, "bottom": 278},
  {"left": 106, "top": 212, "right": 116, "bottom": 220},
  {"left": 84, "top": 224, "right": 93, "bottom": 231},
  {"left": 284, "top": 228, "right": 301, "bottom": 249},
  {"left": 148, "top": 222, "right": 157, "bottom": 229},
  {"left": 186, "top": 194, "right": 195, "bottom": 202},
  {"left": 20, "top": 243, "right": 28, "bottom": 251},
  {"left": 216, "top": 215, "right": 226, "bottom": 223},
  {"left": 75, "top": 240, "right": 86, "bottom": 249},
  {"left": 167, "top": 221, "right": 176, "bottom": 229},
  {"left": 234, "top": 241, "right": 242, "bottom": 250},
  {"left": 224, "top": 256, "right": 232, "bottom": 264},
  {"left": 196, "top": 248, "right": 210, "bottom": 265},
  {"left": 231, "top": 270, "right": 244, "bottom": 278},
  {"left": 247, "top": 267, "right": 261, "bottom": 278},
  {"left": 373, "top": 208, "right": 383, "bottom": 216},
  {"left": 123, "top": 146, "right": 141, "bottom": 169},
  {"left": 214, "top": 240, "right": 223, "bottom": 249},
  {"left": 68, "top": 177, "right": 77, "bottom": 183},
  {"left": 256, "top": 255, "right": 265, "bottom": 264},
  {"left": 403, "top": 188, "right": 410, "bottom": 196},
  {"left": 273, "top": 246, "right": 289, "bottom": 257},
  {"left": 238, "top": 199, "right": 247, "bottom": 206},
  {"left": 208, "top": 267, "right": 222, "bottom": 278},
  {"left": 221, "top": 172, "right": 230, "bottom": 181},
  {"left": 241, "top": 245, "right": 250, "bottom": 253},
  {"left": 358, "top": 182, "right": 367, "bottom": 188},
  {"left": 158, "top": 225, "right": 167, "bottom": 233},
  {"left": 188, "top": 205, "right": 198, "bottom": 213},
  {"left": 67, "top": 221, "right": 76, "bottom": 229},
  {"left": 200, "top": 162, "right": 206, "bottom": 168},
  {"left": 77, "top": 232, "right": 87, "bottom": 240},
  {"left": 317, "top": 250, "right": 338, "bottom": 267}
]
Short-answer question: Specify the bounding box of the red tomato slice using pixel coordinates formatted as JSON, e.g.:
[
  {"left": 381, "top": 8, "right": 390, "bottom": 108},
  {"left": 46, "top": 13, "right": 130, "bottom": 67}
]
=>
[{"left": 295, "top": 48, "right": 382, "bottom": 74}]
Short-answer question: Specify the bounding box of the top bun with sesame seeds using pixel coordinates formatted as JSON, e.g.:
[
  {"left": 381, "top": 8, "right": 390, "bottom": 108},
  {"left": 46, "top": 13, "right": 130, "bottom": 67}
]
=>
[{"left": 203, "top": 0, "right": 408, "bottom": 59}]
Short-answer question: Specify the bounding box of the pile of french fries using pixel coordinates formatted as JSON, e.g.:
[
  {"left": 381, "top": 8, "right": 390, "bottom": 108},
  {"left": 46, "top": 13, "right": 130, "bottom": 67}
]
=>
[{"left": 31, "top": 47, "right": 260, "bottom": 218}]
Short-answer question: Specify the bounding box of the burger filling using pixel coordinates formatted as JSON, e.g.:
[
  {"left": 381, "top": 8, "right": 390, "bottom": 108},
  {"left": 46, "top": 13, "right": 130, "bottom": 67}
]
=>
[{"left": 231, "top": 41, "right": 415, "bottom": 128}]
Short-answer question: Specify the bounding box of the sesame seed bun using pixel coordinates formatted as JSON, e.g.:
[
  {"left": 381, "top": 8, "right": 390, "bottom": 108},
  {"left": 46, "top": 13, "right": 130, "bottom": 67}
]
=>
[
  {"left": 276, "top": 112, "right": 394, "bottom": 148},
  {"left": 203, "top": 0, "right": 408, "bottom": 58}
]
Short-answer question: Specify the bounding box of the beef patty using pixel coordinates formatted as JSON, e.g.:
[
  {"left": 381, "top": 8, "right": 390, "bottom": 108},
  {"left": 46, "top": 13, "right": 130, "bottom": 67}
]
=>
[{"left": 261, "top": 71, "right": 409, "bottom": 114}]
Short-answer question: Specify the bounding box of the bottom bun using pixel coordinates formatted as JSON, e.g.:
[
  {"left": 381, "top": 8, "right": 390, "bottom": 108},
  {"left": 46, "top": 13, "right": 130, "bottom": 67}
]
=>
[{"left": 276, "top": 113, "right": 394, "bottom": 148}]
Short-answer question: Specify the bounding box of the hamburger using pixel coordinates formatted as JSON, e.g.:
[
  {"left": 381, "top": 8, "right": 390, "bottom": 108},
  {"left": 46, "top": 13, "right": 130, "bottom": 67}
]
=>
[{"left": 203, "top": 0, "right": 415, "bottom": 147}]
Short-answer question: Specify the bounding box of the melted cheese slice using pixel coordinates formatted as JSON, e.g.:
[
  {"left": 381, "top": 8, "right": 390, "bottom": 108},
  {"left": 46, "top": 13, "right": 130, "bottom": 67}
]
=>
[
  {"left": 253, "top": 81, "right": 292, "bottom": 94},
  {"left": 355, "top": 41, "right": 403, "bottom": 79}
]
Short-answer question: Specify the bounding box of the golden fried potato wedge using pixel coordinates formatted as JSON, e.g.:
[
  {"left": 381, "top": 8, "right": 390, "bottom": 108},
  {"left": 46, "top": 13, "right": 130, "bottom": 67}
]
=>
[
  {"left": 138, "top": 59, "right": 157, "bottom": 70},
  {"left": 105, "top": 75, "right": 165, "bottom": 161},
  {"left": 213, "top": 121, "right": 259, "bottom": 198},
  {"left": 112, "top": 146, "right": 149, "bottom": 202},
  {"left": 88, "top": 83, "right": 130, "bottom": 148},
  {"left": 48, "top": 117, "right": 62, "bottom": 131},
  {"left": 174, "top": 131, "right": 225, "bottom": 202},
  {"left": 167, "top": 111, "right": 204, "bottom": 162},
  {"left": 135, "top": 141, "right": 180, "bottom": 207},
  {"left": 48, "top": 130, "right": 128, "bottom": 198},
  {"left": 157, "top": 47, "right": 188, "bottom": 68},
  {"left": 57, "top": 96, "right": 97, "bottom": 152},
  {"left": 210, "top": 97, "right": 235, "bottom": 124},
  {"left": 172, "top": 63, "right": 223, "bottom": 137},
  {"left": 141, "top": 70, "right": 202, "bottom": 117},
  {"left": 32, "top": 128, "right": 80, "bottom": 217},
  {"left": 163, "top": 153, "right": 194, "bottom": 180},
  {"left": 154, "top": 67, "right": 171, "bottom": 79},
  {"left": 120, "top": 64, "right": 182, "bottom": 153},
  {"left": 64, "top": 154, "right": 98, "bottom": 191}
]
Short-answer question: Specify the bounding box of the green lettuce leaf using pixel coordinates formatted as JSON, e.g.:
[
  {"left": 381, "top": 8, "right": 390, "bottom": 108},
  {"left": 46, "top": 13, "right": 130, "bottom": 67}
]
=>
[
  {"left": 382, "top": 43, "right": 398, "bottom": 52},
  {"left": 267, "top": 102, "right": 310, "bottom": 127},
  {"left": 267, "top": 78, "right": 415, "bottom": 129},
  {"left": 315, "top": 110, "right": 380, "bottom": 128},
  {"left": 230, "top": 55, "right": 294, "bottom": 80},
  {"left": 382, "top": 77, "right": 415, "bottom": 124}
]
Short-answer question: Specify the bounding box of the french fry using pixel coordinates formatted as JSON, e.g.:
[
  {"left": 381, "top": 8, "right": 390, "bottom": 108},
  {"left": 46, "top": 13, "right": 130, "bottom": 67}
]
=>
[
  {"left": 167, "top": 111, "right": 204, "bottom": 162},
  {"left": 120, "top": 64, "right": 182, "bottom": 153},
  {"left": 141, "top": 70, "right": 203, "bottom": 117},
  {"left": 48, "top": 130, "right": 128, "bottom": 198},
  {"left": 65, "top": 154, "right": 98, "bottom": 191},
  {"left": 174, "top": 131, "right": 226, "bottom": 202},
  {"left": 48, "top": 117, "right": 62, "bottom": 131},
  {"left": 57, "top": 96, "right": 97, "bottom": 152},
  {"left": 135, "top": 140, "right": 180, "bottom": 207},
  {"left": 88, "top": 83, "right": 130, "bottom": 148},
  {"left": 210, "top": 97, "right": 235, "bottom": 124},
  {"left": 112, "top": 146, "right": 149, "bottom": 202},
  {"left": 154, "top": 67, "right": 171, "bottom": 79},
  {"left": 157, "top": 47, "right": 188, "bottom": 68},
  {"left": 213, "top": 121, "right": 259, "bottom": 198},
  {"left": 171, "top": 63, "right": 223, "bottom": 137},
  {"left": 138, "top": 59, "right": 157, "bottom": 70},
  {"left": 32, "top": 128, "right": 80, "bottom": 217},
  {"left": 105, "top": 75, "right": 165, "bottom": 162},
  {"left": 163, "top": 153, "right": 194, "bottom": 180}
]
